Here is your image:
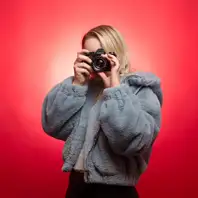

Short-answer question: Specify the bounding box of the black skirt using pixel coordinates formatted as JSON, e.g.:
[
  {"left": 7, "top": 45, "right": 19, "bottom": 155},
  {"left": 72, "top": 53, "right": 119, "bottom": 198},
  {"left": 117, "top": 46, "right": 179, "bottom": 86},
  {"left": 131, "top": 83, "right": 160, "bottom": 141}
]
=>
[{"left": 65, "top": 170, "right": 139, "bottom": 198}]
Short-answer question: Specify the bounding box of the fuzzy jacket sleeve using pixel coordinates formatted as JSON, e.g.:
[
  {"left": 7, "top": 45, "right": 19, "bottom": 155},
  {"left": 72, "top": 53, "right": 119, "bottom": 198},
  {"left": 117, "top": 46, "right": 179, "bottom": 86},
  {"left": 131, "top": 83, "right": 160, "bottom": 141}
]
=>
[
  {"left": 99, "top": 83, "right": 162, "bottom": 157},
  {"left": 41, "top": 77, "right": 88, "bottom": 140}
]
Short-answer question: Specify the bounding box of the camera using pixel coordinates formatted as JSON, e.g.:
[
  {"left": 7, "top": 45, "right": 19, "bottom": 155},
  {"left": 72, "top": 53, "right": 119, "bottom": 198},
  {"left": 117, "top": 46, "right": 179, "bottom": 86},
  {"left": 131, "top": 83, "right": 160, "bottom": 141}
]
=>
[{"left": 84, "top": 48, "right": 116, "bottom": 72}]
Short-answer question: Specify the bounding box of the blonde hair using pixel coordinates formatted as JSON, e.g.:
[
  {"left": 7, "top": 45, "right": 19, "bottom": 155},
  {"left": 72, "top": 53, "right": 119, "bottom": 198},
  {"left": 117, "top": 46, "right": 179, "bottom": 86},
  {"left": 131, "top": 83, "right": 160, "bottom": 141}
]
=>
[{"left": 82, "top": 25, "right": 130, "bottom": 76}]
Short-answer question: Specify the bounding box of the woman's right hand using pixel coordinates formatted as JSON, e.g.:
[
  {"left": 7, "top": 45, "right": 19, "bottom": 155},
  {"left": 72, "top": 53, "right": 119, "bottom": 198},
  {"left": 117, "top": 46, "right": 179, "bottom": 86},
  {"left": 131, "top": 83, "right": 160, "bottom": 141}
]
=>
[{"left": 72, "top": 49, "right": 93, "bottom": 85}]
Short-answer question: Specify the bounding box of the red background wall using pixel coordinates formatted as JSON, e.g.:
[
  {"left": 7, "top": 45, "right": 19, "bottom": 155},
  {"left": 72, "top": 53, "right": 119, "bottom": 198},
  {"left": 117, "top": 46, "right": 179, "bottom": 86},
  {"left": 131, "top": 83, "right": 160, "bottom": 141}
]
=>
[{"left": 1, "top": 0, "right": 198, "bottom": 197}]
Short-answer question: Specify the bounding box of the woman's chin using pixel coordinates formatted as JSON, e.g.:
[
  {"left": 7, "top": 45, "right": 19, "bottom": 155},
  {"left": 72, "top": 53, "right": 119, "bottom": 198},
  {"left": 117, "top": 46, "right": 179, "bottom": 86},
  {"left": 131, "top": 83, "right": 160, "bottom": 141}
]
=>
[
  {"left": 89, "top": 73, "right": 96, "bottom": 80},
  {"left": 89, "top": 73, "right": 103, "bottom": 85},
  {"left": 90, "top": 73, "right": 100, "bottom": 80}
]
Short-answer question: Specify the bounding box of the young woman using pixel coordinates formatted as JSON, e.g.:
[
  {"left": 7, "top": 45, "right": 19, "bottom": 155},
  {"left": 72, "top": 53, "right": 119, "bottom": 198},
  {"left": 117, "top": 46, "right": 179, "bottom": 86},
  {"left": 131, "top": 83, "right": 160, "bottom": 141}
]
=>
[{"left": 42, "top": 25, "right": 163, "bottom": 198}]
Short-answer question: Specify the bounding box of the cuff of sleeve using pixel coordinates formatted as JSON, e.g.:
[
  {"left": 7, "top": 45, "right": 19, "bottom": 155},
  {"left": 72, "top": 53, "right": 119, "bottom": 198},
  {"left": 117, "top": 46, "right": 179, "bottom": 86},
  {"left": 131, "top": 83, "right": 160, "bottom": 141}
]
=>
[
  {"left": 61, "top": 76, "right": 88, "bottom": 97},
  {"left": 102, "top": 84, "right": 129, "bottom": 101}
]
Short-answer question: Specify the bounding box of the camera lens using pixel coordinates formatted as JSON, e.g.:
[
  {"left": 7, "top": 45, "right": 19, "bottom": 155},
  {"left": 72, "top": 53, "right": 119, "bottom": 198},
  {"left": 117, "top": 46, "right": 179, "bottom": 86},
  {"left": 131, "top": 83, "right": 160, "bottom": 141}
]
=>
[
  {"left": 94, "top": 57, "right": 106, "bottom": 69},
  {"left": 92, "top": 55, "right": 110, "bottom": 72}
]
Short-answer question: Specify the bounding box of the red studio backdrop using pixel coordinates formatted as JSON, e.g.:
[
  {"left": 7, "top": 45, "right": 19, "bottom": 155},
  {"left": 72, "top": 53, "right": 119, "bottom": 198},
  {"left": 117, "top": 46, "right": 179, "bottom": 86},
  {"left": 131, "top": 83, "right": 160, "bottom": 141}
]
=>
[{"left": 1, "top": 0, "right": 198, "bottom": 197}]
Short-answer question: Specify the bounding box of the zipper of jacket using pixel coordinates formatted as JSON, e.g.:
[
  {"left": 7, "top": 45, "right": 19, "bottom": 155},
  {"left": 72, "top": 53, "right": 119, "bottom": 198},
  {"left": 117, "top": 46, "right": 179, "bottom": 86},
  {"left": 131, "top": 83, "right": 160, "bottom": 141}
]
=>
[{"left": 84, "top": 130, "right": 100, "bottom": 181}]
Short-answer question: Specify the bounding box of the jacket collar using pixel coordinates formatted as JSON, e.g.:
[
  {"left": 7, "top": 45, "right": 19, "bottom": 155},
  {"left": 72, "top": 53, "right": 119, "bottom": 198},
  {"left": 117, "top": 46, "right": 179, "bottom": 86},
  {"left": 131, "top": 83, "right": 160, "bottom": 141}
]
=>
[{"left": 121, "top": 71, "right": 163, "bottom": 106}]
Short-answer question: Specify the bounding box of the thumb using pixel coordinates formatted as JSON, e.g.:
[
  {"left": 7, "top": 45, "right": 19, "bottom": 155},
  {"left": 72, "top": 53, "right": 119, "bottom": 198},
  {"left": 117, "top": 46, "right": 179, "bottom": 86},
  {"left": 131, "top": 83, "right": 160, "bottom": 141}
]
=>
[
  {"left": 98, "top": 72, "right": 109, "bottom": 82},
  {"left": 98, "top": 72, "right": 110, "bottom": 88}
]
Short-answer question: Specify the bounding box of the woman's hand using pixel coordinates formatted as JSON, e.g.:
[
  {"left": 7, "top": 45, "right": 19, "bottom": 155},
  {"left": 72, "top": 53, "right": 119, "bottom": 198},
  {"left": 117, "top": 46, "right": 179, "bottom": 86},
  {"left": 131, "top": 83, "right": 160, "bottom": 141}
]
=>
[
  {"left": 73, "top": 49, "right": 93, "bottom": 85},
  {"left": 98, "top": 53, "right": 120, "bottom": 88}
]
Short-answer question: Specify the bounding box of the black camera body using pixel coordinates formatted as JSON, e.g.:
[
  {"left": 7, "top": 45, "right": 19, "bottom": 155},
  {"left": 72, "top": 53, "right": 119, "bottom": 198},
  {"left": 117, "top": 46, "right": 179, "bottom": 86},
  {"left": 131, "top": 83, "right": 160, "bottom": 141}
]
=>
[{"left": 84, "top": 48, "right": 116, "bottom": 72}]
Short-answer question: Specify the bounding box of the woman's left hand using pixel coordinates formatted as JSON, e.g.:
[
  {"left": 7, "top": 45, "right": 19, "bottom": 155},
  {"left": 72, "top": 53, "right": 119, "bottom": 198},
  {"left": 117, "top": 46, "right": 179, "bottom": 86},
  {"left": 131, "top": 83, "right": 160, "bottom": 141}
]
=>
[{"left": 98, "top": 53, "right": 120, "bottom": 88}]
